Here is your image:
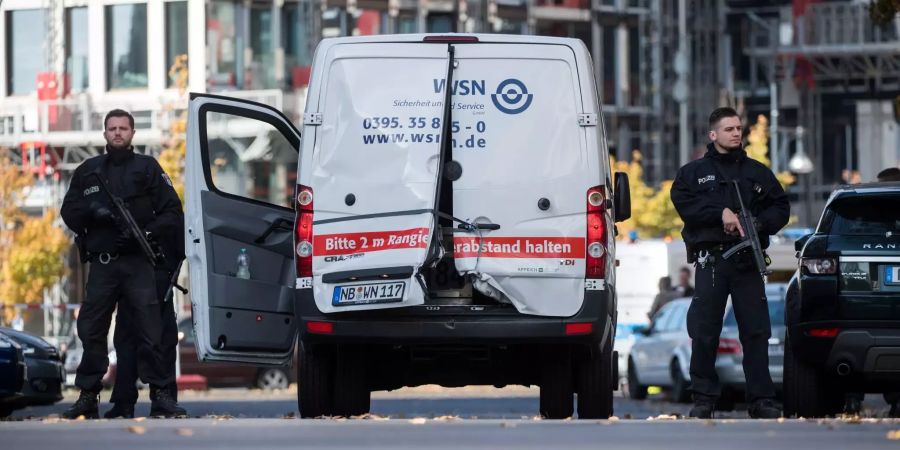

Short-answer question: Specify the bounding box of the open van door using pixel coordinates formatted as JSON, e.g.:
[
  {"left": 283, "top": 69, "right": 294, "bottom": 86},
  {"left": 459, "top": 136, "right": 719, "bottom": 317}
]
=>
[{"left": 185, "top": 94, "right": 300, "bottom": 365}]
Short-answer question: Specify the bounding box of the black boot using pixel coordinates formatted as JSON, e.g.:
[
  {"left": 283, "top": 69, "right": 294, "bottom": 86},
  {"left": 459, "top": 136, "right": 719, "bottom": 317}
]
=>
[
  {"left": 844, "top": 394, "right": 863, "bottom": 415},
  {"left": 689, "top": 402, "right": 715, "bottom": 419},
  {"left": 103, "top": 403, "right": 135, "bottom": 419},
  {"left": 748, "top": 398, "right": 782, "bottom": 419},
  {"left": 150, "top": 388, "right": 187, "bottom": 418},
  {"left": 62, "top": 391, "right": 100, "bottom": 419}
]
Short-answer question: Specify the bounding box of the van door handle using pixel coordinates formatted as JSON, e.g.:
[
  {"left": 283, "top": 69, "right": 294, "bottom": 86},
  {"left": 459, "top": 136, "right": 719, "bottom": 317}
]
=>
[
  {"left": 254, "top": 217, "right": 294, "bottom": 244},
  {"left": 458, "top": 222, "right": 500, "bottom": 231}
]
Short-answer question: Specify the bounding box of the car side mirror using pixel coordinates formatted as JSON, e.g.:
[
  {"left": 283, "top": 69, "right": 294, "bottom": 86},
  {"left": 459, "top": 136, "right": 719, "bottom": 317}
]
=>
[
  {"left": 614, "top": 172, "right": 631, "bottom": 223},
  {"left": 794, "top": 233, "right": 812, "bottom": 253},
  {"left": 634, "top": 325, "right": 650, "bottom": 336}
]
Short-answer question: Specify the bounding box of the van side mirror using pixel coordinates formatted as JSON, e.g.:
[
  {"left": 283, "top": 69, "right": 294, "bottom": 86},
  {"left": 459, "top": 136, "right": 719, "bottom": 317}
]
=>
[
  {"left": 794, "top": 233, "right": 812, "bottom": 252},
  {"left": 614, "top": 172, "right": 631, "bottom": 222}
]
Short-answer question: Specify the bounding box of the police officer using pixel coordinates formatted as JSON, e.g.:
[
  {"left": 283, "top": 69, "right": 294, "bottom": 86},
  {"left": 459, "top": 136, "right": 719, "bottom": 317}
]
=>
[
  {"left": 670, "top": 107, "right": 790, "bottom": 419},
  {"left": 103, "top": 218, "right": 185, "bottom": 419},
  {"left": 60, "top": 109, "right": 186, "bottom": 418}
]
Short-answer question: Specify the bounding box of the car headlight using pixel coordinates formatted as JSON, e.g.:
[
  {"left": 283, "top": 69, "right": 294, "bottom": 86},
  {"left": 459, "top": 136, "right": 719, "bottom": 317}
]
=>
[{"left": 801, "top": 257, "right": 837, "bottom": 275}]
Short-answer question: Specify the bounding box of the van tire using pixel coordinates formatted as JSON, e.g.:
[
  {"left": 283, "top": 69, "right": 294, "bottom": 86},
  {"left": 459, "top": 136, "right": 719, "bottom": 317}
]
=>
[
  {"left": 627, "top": 359, "right": 648, "bottom": 400},
  {"left": 576, "top": 339, "right": 614, "bottom": 419},
  {"left": 539, "top": 345, "right": 574, "bottom": 419},
  {"left": 298, "top": 342, "right": 334, "bottom": 418},
  {"left": 783, "top": 333, "right": 842, "bottom": 418},
  {"left": 332, "top": 345, "right": 371, "bottom": 417}
]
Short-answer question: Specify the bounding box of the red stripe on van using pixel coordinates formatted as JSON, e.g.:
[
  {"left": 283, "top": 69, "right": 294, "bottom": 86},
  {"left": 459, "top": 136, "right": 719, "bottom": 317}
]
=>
[
  {"left": 313, "top": 227, "right": 431, "bottom": 256},
  {"left": 453, "top": 237, "right": 585, "bottom": 259}
]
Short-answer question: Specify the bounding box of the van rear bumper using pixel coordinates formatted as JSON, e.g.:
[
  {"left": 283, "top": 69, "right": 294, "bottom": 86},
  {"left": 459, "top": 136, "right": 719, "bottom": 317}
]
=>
[{"left": 295, "top": 290, "right": 615, "bottom": 347}]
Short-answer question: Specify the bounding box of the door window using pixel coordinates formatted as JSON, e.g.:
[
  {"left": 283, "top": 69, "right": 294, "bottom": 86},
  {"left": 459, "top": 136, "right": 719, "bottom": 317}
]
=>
[{"left": 202, "top": 109, "right": 299, "bottom": 209}]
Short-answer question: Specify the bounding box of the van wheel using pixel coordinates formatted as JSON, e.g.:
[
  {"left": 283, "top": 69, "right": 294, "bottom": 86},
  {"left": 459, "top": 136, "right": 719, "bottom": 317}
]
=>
[
  {"left": 670, "top": 360, "right": 691, "bottom": 403},
  {"left": 540, "top": 345, "right": 574, "bottom": 419},
  {"left": 256, "top": 367, "right": 291, "bottom": 390},
  {"left": 576, "top": 339, "right": 614, "bottom": 419},
  {"left": 627, "top": 359, "right": 648, "bottom": 400},
  {"left": 332, "top": 345, "right": 371, "bottom": 417},
  {"left": 783, "top": 333, "right": 842, "bottom": 418},
  {"left": 298, "top": 342, "right": 334, "bottom": 418}
]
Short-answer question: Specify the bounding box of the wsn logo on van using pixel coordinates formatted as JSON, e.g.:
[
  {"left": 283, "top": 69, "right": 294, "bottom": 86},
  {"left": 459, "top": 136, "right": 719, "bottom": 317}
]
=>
[{"left": 491, "top": 79, "right": 533, "bottom": 115}]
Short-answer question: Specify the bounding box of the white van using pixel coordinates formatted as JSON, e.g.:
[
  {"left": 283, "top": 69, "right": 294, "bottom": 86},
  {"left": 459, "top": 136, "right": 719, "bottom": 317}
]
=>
[{"left": 185, "top": 34, "right": 631, "bottom": 419}]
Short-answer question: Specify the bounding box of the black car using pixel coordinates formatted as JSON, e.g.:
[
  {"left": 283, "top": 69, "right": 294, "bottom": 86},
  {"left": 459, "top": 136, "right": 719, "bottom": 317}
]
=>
[
  {"left": 0, "top": 332, "right": 26, "bottom": 418},
  {"left": 0, "top": 328, "right": 64, "bottom": 411},
  {"left": 784, "top": 182, "right": 900, "bottom": 417}
]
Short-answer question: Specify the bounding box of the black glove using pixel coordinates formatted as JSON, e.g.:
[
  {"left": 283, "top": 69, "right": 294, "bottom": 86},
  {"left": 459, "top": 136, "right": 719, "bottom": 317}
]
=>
[{"left": 89, "top": 201, "right": 116, "bottom": 225}]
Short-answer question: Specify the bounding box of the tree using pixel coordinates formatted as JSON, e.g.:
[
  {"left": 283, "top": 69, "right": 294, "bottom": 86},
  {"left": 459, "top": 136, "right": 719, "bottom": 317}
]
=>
[
  {"left": 0, "top": 155, "right": 68, "bottom": 325},
  {"left": 611, "top": 151, "right": 683, "bottom": 240},
  {"left": 745, "top": 114, "right": 796, "bottom": 189},
  {"left": 869, "top": 0, "right": 900, "bottom": 26},
  {"left": 158, "top": 54, "right": 189, "bottom": 203}
]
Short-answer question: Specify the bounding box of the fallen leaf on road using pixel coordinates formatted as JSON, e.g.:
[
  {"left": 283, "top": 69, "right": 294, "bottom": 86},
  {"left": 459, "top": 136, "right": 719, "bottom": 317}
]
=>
[
  {"left": 887, "top": 430, "right": 900, "bottom": 440},
  {"left": 777, "top": 418, "right": 786, "bottom": 423},
  {"left": 76, "top": 415, "right": 86, "bottom": 421},
  {"left": 608, "top": 416, "right": 620, "bottom": 421},
  {"left": 176, "top": 428, "right": 194, "bottom": 437},
  {"left": 351, "top": 414, "right": 389, "bottom": 421},
  {"left": 623, "top": 414, "right": 633, "bottom": 420},
  {"left": 127, "top": 426, "right": 147, "bottom": 435},
  {"left": 133, "top": 417, "right": 146, "bottom": 422},
  {"left": 647, "top": 414, "right": 678, "bottom": 421},
  {"left": 433, "top": 415, "right": 460, "bottom": 422},
  {"left": 409, "top": 418, "right": 427, "bottom": 425},
  {"left": 704, "top": 420, "right": 715, "bottom": 427},
  {"left": 282, "top": 412, "right": 295, "bottom": 419}
]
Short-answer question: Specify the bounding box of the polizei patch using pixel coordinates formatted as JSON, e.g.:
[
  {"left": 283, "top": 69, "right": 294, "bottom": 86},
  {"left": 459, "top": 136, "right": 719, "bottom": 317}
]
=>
[
  {"left": 698, "top": 175, "right": 716, "bottom": 185},
  {"left": 83, "top": 185, "right": 100, "bottom": 196}
]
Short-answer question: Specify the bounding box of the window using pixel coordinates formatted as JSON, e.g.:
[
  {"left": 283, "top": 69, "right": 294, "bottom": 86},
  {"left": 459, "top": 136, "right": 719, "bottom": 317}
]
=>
[
  {"left": 283, "top": 1, "right": 314, "bottom": 88},
  {"left": 6, "top": 9, "right": 45, "bottom": 95},
  {"left": 205, "top": 111, "right": 298, "bottom": 208},
  {"left": 165, "top": 1, "right": 188, "bottom": 87},
  {"left": 825, "top": 195, "right": 900, "bottom": 236},
  {"left": 248, "top": 5, "right": 275, "bottom": 89},
  {"left": 65, "top": 7, "right": 89, "bottom": 93},
  {"left": 106, "top": 4, "right": 148, "bottom": 89},
  {"left": 207, "top": 0, "right": 244, "bottom": 90},
  {"left": 426, "top": 14, "right": 455, "bottom": 33}
]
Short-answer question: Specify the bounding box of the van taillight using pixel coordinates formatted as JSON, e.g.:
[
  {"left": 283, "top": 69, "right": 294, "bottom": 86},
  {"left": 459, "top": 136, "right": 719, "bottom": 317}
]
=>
[
  {"left": 586, "top": 186, "right": 607, "bottom": 279},
  {"left": 295, "top": 185, "right": 314, "bottom": 278}
]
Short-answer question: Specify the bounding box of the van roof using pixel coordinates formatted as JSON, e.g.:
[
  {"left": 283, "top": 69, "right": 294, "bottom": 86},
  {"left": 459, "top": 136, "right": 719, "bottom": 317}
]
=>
[{"left": 319, "top": 33, "right": 586, "bottom": 48}]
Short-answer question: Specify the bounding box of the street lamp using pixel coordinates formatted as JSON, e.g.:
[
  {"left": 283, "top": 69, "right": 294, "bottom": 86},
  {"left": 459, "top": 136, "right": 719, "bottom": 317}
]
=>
[{"left": 788, "top": 126, "right": 815, "bottom": 174}]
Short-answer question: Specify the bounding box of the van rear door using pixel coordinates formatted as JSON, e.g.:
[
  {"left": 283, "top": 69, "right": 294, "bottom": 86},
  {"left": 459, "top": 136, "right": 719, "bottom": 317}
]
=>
[
  {"left": 307, "top": 43, "right": 450, "bottom": 313},
  {"left": 450, "top": 43, "right": 596, "bottom": 317}
]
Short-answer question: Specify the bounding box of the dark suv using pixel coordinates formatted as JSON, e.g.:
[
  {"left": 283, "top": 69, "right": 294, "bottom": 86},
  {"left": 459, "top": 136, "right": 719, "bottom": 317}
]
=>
[{"left": 784, "top": 182, "right": 900, "bottom": 417}]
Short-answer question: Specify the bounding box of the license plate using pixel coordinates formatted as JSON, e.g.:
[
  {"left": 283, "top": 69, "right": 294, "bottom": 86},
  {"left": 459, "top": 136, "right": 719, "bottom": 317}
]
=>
[
  {"left": 768, "top": 345, "right": 784, "bottom": 356},
  {"left": 886, "top": 266, "right": 900, "bottom": 285},
  {"left": 332, "top": 281, "right": 406, "bottom": 306}
]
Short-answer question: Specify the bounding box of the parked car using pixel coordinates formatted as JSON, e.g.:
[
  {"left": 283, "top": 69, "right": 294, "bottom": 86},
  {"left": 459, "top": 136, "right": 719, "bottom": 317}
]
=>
[
  {"left": 628, "top": 283, "right": 788, "bottom": 404},
  {"left": 0, "top": 332, "right": 26, "bottom": 418},
  {"left": 62, "top": 334, "right": 116, "bottom": 389},
  {"left": 614, "top": 323, "right": 644, "bottom": 389},
  {"left": 0, "top": 328, "right": 64, "bottom": 410},
  {"left": 784, "top": 183, "right": 900, "bottom": 418},
  {"left": 178, "top": 319, "right": 293, "bottom": 390}
]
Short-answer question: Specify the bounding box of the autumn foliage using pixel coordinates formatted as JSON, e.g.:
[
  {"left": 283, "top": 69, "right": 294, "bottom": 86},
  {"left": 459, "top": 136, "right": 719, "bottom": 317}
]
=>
[{"left": 0, "top": 155, "right": 68, "bottom": 324}]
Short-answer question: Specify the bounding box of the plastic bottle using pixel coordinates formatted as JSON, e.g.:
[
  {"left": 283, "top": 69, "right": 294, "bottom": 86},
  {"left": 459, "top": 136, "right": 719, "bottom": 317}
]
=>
[{"left": 236, "top": 248, "right": 251, "bottom": 279}]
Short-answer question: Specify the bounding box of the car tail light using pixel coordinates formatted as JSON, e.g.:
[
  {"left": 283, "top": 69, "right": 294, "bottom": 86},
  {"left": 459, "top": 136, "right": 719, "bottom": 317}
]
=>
[
  {"left": 295, "top": 185, "right": 313, "bottom": 278},
  {"left": 565, "top": 322, "right": 593, "bottom": 335},
  {"left": 306, "top": 321, "right": 333, "bottom": 334},
  {"left": 801, "top": 257, "right": 836, "bottom": 275},
  {"left": 586, "top": 186, "right": 608, "bottom": 279},
  {"left": 807, "top": 328, "right": 839, "bottom": 338},
  {"left": 717, "top": 337, "right": 742, "bottom": 354}
]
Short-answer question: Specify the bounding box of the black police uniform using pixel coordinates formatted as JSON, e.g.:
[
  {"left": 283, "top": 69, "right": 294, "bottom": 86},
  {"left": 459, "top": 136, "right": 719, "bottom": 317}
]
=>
[
  {"left": 670, "top": 143, "right": 790, "bottom": 406},
  {"left": 108, "top": 218, "right": 184, "bottom": 411},
  {"left": 60, "top": 147, "right": 182, "bottom": 397}
]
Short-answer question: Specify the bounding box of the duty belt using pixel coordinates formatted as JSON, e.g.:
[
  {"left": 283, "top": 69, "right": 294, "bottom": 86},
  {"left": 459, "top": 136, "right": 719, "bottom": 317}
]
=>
[{"left": 90, "top": 252, "right": 120, "bottom": 264}]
